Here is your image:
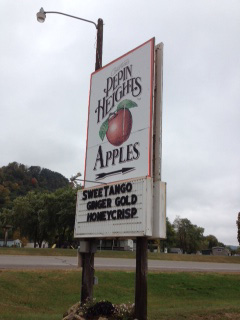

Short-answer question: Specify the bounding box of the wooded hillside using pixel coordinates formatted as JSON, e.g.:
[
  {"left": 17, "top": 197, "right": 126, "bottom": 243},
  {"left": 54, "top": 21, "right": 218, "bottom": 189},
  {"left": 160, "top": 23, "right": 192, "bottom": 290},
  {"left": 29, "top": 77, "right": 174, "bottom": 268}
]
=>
[{"left": 0, "top": 162, "right": 69, "bottom": 209}]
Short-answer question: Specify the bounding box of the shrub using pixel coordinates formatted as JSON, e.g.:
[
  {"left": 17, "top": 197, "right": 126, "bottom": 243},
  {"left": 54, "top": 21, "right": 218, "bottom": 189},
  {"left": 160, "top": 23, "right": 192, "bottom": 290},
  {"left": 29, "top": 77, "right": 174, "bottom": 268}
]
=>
[{"left": 85, "top": 300, "right": 114, "bottom": 319}]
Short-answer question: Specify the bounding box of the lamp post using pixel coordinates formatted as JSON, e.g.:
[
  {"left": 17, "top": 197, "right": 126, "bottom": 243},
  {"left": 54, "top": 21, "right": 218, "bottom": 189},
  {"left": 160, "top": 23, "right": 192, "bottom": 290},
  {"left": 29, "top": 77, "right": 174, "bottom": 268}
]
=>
[
  {"left": 36, "top": 7, "right": 103, "bottom": 303},
  {"left": 36, "top": 7, "right": 103, "bottom": 72}
]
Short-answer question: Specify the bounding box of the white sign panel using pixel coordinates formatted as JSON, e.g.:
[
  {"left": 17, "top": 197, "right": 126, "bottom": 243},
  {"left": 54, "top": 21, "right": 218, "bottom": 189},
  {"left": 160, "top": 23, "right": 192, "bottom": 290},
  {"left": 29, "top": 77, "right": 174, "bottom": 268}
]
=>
[
  {"left": 84, "top": 38, "right": 155, "bottom": 188},
  {"left": 74, "top": 177, "right": 153, "bottom": 238}
]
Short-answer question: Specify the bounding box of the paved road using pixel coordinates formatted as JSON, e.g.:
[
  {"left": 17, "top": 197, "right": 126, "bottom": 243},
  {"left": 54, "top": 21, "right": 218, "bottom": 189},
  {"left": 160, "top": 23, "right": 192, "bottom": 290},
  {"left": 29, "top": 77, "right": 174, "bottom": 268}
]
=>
[{"left": 0, "top": 255, "right": 240, "bottom": 273}]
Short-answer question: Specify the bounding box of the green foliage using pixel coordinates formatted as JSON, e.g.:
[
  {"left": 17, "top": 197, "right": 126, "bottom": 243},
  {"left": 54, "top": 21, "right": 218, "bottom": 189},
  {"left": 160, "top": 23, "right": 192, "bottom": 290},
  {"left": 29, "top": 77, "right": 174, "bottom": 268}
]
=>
[
  {"left": 45, "top": 187, "right": 77, "bottom": 247},
  {"left": 204, "top": 234, "right": 219, "bottom": 249},
  {"left": 81, "top": 300, "right": 134, "bottom": 320},
  {"left": 0, "top": 208, "right": 14, "bottom": 227},
  {"left": 0, "top": 162, "right": 69, "bottom": 210},
  {"left": 173, "top": 216, "right": 205, "bottom": 253},
  {"left": 0, "top": 208, "right": 14, "bottom": 239},
  {"left": 10, "top": 187, "right": 77, "bottom": 248},
  {"left": 157, "top": 216, "right": 227, "bottom": 254},
  {"left": 0, "top": 162, "right": 73, "bottom": 246},
  {"left": 13, "top": 192, "right": 51, "bottom": 248},
  {"left": 162, "top": 217, "right": 176, "bottom": 250},
  {"left": 0, "top": 185, "right": 11, "bottom": 208},
  {"left": 84, "top": 300, "right": 115, "bottom": 319}
]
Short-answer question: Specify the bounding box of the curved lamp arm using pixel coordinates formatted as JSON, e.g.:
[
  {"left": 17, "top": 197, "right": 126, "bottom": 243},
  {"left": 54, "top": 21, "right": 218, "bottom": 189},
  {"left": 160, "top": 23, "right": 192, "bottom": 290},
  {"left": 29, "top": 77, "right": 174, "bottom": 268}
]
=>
[
  {"left": 36, "top": 8, "right": 97, "bottom": 29},
  {"left": 36, "top": 8, "right": 103, "bottom": 70}
]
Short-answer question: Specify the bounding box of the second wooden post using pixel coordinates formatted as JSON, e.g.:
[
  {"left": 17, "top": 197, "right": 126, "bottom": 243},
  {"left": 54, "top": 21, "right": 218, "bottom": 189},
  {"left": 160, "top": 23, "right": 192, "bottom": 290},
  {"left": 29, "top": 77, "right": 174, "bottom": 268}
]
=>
[{"left": 135, "top": 237, "right": 148, "bottom": 320}]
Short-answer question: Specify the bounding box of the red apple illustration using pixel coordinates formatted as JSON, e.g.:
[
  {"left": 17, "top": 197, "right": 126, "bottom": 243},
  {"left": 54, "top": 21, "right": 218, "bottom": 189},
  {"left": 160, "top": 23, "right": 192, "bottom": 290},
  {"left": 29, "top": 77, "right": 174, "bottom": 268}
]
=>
[
  {"left": 106, "top": 108, "right": 132, "bottom": 146},
  {"left": 98, "top": 99, "right": 137, "bottom": 144}
]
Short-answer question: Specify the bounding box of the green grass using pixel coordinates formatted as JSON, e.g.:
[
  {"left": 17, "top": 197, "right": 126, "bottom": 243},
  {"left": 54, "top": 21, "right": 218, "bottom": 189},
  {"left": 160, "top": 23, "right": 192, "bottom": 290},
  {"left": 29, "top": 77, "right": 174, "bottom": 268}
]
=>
[
  {"left": 1, "top": 247, "right": 240, "bottom": 264},
  {"left": 0, "top": 270, "right": 240, "bottom": 320},
  {"left": 0, "top": 247, "right": 76, "bottom": 257}
]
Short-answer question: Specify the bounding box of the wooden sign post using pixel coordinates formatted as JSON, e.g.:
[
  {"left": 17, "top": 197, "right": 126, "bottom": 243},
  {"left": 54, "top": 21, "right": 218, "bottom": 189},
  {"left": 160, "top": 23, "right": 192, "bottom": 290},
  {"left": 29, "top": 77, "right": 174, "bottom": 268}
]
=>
[
  {"left": 135, "top": 237, "right": 148, "bottom": 320},
  {"left": 134, "top": 43, "right": 163, "bottom": 320},
  {"left": 80, "top": 18, "right": 103, "bottom": 304}
]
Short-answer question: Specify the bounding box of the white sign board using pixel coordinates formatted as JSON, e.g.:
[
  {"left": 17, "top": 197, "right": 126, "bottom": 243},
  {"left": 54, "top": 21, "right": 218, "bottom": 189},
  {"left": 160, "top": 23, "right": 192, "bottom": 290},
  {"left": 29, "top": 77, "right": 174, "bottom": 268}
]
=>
[
  {"left": 74, "top": 177, "right": 153, "bottom": 238},
  {"left": 84, "top": 38, "right": 155, "bottom": 188}
]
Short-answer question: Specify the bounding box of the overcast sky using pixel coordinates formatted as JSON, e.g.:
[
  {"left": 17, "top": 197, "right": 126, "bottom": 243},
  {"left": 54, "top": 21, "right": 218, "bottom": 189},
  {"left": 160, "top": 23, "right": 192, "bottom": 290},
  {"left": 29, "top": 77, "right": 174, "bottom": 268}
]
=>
[{"left": 0, "top": 0, "right": 239, "bottom": 245}]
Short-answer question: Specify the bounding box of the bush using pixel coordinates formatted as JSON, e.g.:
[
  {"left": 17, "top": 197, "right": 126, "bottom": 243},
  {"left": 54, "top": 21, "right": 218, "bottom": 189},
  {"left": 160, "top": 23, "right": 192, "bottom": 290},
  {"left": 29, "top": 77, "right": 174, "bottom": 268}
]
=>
[
  {"left": 80, "top": 299, "right": 135, "bottom": 320},
  {"left": 85, "top": 300, "right": 114, "bottom": 319}
]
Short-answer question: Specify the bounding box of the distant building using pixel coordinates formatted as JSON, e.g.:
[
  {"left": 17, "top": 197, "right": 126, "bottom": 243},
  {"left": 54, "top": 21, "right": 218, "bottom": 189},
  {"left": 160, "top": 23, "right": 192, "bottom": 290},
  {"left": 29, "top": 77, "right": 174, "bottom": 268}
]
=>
[
  {"left": 169, "top": 248, "right": 183, "bottom": 254},
  {"left": 99, "top": 239, "right": 134, "bottom": 251},
  {"left": 212, "top": 247, "right": 230, "bottom": 256},
  {"left": 0, "top": 239, "right": 22, "bottom": 247},
  {"left": 202, "top": 249, "right": 213, "bottom": 255},
  {"left": 25, "top": 241, "right": 48, "bottom": 248},
  {"left": 202, "top": 247, "right": 231, "bottom": 256}
]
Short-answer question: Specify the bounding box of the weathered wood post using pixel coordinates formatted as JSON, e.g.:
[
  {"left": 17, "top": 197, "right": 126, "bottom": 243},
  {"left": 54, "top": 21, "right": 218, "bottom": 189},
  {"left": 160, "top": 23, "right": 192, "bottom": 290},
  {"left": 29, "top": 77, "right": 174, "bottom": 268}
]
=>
[
  {"left": 135, "top": 237, "right": 148, "bottom": 320},
  {"left": 81, "top": 240, "right": 95, "bottom": 302},
  {"left": 80, "top": 18, "right": 103, "bottom": 304},
  {"left": 134, "top": 42, "right": 164, "bottom": 320}
]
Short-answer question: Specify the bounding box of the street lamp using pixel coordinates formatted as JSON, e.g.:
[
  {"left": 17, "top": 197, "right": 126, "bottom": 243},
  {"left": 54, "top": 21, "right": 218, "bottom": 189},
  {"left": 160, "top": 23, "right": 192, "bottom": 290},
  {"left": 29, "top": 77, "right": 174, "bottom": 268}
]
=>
[
  {"left": 36, "top": 7, "right": 103, "bottom": 70},
  {"left": 36, "top": 7, "right": 103, "bottom": 303}
]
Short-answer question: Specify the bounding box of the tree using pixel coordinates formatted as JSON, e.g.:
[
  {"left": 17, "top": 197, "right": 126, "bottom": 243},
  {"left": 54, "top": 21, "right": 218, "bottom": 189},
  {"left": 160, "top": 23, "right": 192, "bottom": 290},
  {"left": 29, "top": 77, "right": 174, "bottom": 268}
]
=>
[
  {"left": 166, "top": 218, "right": 176, "bottom": 247},
  {"left": 237, "top": 212, "right": 240, "bottom": 245},
  {"left": 0, "top": 208, "right": 14, "bottom": 240},
  {"left": 0, "top": 185, "right": 11, "bottom": 209},
  {"left": 9, "top": 185, "right": 77, "bottom": 248},
  {"left": 13, "top": 192, "right": 53, "bottom": 248},
  {"left": 160, "top": 218, "right": 176, "bottom": 251},
  {"left": 217, "top": 242, "right": 225, "bottom": 248},
  {"left": 173, "top": 217, "right": 204, "bottom": 253},
  {"left": 45, "top": 187, "right": 77, "bottom": 248},
  {"left": 0, "top": 162, "right": 69, "bottom": 210},
  {"left": 204, "top": 235, "right": 219, "bottom": 249}
]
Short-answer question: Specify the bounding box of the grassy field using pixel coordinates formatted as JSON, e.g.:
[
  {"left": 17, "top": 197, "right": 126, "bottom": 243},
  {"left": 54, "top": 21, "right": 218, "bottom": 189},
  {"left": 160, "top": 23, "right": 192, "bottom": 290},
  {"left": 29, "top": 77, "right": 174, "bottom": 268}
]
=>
[
  {"left": 1, "top": 247, "right": 240, "bottom": 264},
  {"left": 0, "top": 270, "right": 240, "bottom": 320}
]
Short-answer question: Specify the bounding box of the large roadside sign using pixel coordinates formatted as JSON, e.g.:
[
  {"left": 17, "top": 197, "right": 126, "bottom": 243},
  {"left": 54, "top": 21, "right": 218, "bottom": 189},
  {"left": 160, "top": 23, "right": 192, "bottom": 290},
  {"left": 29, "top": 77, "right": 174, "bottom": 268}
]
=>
[
  {"left": 75, "top": 39, "right": 166, "bottom": 240},
  {"left": 84, "top": 38, "right": 155, "bottom": 188}
]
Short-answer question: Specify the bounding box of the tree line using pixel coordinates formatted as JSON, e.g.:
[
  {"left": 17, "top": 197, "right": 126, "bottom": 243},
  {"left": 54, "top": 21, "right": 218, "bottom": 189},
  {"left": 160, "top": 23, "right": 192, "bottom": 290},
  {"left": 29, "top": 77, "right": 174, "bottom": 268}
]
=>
[
  {"left": 0, "top": 187, "right": 77, "bottom": 248},
  {"left": 1, "top": 190, "right": 230, "bottom": 251},
  {"left": 159, "top": 216, "right": 226, "bottom": 254},
  {"left": 0, "top": 162, "right": 239, "bottom": 251},
  {"left": 0, "top": 162, "right": 69, "bottom": 210},
  {"left": 0, "top": 162, "right": 74, "bottom": 247}
]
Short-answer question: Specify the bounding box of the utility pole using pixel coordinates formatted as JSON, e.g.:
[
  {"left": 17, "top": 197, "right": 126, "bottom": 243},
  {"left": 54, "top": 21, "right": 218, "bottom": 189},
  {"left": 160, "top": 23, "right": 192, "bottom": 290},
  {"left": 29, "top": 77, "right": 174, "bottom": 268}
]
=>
[
  {"left": 81, "top": 18, "right": 103, "bottom": 304},
  {"left": 36, "top": 8, "right": 103, "bottom": 304}
]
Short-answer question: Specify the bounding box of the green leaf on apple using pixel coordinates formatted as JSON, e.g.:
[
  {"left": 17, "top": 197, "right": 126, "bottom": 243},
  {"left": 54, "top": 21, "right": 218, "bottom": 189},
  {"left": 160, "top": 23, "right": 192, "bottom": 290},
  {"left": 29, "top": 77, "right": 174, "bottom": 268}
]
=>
[
  {"left": 117, "top": 99, "right": 138, "bottom": 111},
  {"left": 99, "top": 118, "right": 109, "bottom": 141}
]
